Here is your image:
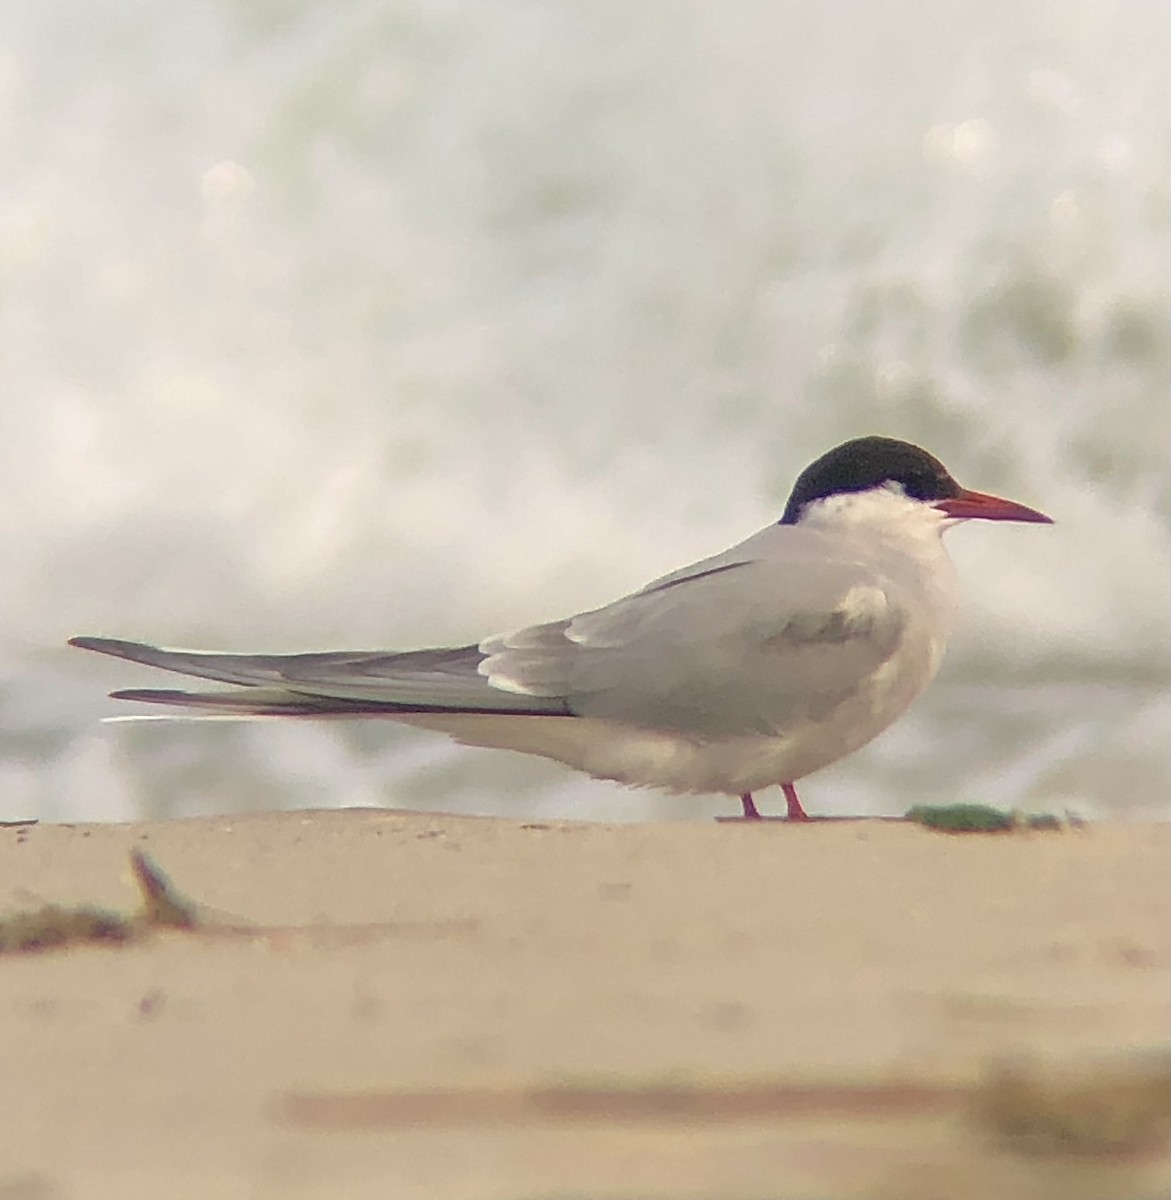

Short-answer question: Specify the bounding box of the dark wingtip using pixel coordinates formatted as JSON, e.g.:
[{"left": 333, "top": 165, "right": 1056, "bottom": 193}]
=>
[
  {"left": 69, "top": 636, "right": 166, "bottom": 665},
  {"left": 69, "top": 636, "right": 127, "bottom": 655},
  {"left": 109, "top": 688, "right": 190, "bottom": 704}
]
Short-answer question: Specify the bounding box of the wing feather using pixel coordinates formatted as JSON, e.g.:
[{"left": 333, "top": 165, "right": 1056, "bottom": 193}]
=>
[
  {"left": 72, "top": 523, "right": 912, "bottom": 734},
  {"left": 69, "top": 637, "right": 567, "bottom": 714},
  {"left": 480, "top": 526, "right": 909, "bottom": 736}
]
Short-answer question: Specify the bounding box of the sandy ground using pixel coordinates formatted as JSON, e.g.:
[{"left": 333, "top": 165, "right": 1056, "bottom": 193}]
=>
[{"left": 0, "top": 808, "right": 1167, "bottom": 1200}]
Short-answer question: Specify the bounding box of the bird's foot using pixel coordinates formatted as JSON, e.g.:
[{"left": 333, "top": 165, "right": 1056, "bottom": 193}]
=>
[
  {"left": 714, "top": 788, "right": 812, "bottom": 823},
  {"left": 781, "top": 782, "right": 811, "bottom": 821},
  {"left": 740, "top": 792, "right": 762, "bottom": 820}
]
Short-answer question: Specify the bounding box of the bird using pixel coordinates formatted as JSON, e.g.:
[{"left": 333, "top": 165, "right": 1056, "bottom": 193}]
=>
[{"left": 70, "top": 435, "right": 1052, "bottom": 821}]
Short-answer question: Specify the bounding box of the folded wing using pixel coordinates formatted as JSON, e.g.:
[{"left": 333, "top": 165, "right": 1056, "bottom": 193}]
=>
[
  {"left": 68, "top": 637, "right": 570, "bottom": 715},
  {"left": 548, "top": 535, "right": 904, "bottom": 736},
  {"left": 72, "top": 524, "right": 907, "bottom": 735}
]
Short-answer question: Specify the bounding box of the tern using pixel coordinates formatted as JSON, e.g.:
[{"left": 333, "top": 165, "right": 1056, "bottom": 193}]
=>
[{"left": 70, "top": 436, "right": 1052, "bottom": 820}]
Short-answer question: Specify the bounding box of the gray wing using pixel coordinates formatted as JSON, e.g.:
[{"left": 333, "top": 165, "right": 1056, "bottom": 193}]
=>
[
  {"left": 481, "top": 525, "right": 908, "bottom": 736},
  {"left": 68, "top": 637, "right": 569, "bottom": 715},
  {"left": 71, "top": 524, "right": 905, "bottom": 731}
]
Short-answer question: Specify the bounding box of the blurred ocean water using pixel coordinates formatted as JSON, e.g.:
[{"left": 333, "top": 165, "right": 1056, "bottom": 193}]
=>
[{"left": 1, "top": 1, "right": 1167, "bottom": 823}]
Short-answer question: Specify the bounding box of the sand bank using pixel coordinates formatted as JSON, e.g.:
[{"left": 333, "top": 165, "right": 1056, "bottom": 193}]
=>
[{"left": 1, "top": 810, "right": 1167, "bottom": 1198}]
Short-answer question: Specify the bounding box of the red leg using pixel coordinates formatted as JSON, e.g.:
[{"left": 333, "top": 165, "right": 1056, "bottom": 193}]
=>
[
  {"left": 782, "top": 782, "right": 811, "bottom": 821},
  {"left": 717, "top": 788, "right": 811, "bottom": 822},
  {"left": 739, "top": 792, "right": 762, "bottom": 820}
]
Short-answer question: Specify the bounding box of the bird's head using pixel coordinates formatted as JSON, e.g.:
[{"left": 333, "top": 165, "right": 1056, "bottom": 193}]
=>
[{"left": 780, "top": 436, "right": 1053, "bottom": 529}]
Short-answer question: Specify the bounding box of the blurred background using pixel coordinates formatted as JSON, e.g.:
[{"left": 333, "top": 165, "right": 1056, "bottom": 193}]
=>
[{"left": 1, "top": 1, "right": 1166, "bottom": 824}]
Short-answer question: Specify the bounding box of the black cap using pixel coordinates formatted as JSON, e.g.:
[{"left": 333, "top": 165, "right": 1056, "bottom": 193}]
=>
[{"left": 780, "top": 436, "right": 961, "bottom": 525}]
